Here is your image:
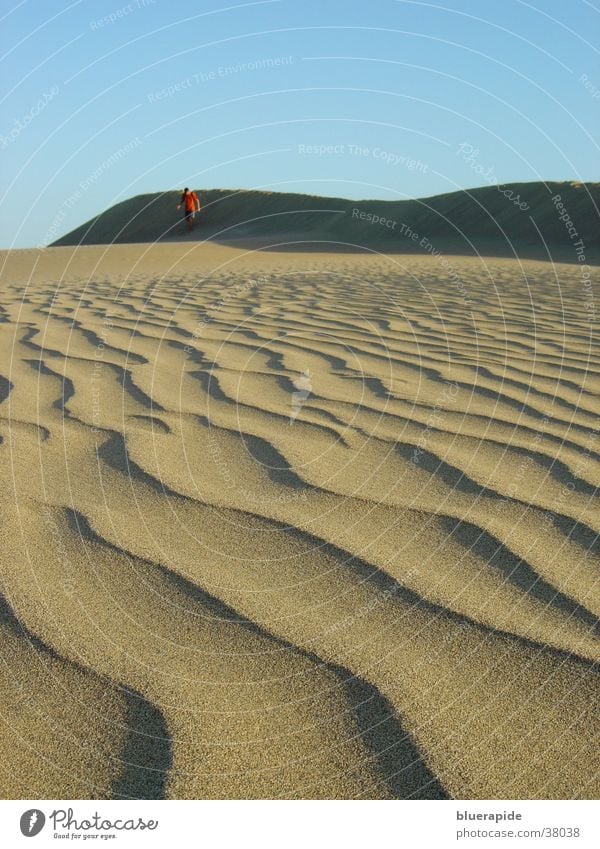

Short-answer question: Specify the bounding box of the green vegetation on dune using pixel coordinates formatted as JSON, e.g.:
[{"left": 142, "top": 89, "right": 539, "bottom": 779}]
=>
[{"left": 51, "top": 182, "right": 599, "bottom": 258}]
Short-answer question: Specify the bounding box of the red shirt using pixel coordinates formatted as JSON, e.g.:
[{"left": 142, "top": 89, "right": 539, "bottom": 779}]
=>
[{"left": 182, "top": 191, "right": 198, "bottom": 212}]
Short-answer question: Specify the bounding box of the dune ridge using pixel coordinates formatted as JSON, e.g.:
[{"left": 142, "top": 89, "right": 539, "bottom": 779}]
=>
[
  {"left": 0, "top": 242, "right": 599, "bottom": 799},
  {"left": 50, "top": 182, "right": 600, "bottom": 263}
]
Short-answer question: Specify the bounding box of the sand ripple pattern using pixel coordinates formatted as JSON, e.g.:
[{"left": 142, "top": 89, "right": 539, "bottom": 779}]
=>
[{"left": 0, "top": 248, "right": 599, "bottom": 799}]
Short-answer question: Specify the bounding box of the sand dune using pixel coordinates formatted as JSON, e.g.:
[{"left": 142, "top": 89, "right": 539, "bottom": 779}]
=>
[
  {"left": 51, "top": 183, "right": 600, "bottom": 263},
  {"left": 0, "top": 241, "right": 598, "bottom": 799}
]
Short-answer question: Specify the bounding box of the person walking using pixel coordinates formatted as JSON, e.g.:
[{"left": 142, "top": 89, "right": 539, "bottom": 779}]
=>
[{"left": 177, "top": 188, "right": 200, "bottom": 232}]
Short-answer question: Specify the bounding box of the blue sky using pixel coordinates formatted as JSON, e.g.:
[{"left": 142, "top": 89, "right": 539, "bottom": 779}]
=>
[{"left": 0, "top": 0, "right": 598, "bottom": 247}]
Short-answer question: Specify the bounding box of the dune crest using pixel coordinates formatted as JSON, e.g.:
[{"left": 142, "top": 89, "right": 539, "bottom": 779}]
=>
[{"left": 50, "top": 183, "right": 600, "bottom": 263}]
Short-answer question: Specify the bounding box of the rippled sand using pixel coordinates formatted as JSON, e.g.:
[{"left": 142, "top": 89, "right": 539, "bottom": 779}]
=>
[{"left": 0, "top": 243, "right": 598, "bottom": 799}]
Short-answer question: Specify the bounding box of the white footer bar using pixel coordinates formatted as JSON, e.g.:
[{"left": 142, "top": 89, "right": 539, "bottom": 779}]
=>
[{"left": 0, "top": 799, "right": 598, "bottom": 848}]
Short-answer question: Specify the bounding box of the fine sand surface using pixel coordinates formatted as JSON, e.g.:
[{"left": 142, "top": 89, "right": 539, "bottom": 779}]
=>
[{"left": 0, "top": 241, "right": 598, "bottom": 800}]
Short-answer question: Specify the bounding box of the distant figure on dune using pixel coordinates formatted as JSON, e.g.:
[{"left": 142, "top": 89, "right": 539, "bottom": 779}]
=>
[{"left": 177, "top": 187, "right": 200, "bottom": 232}]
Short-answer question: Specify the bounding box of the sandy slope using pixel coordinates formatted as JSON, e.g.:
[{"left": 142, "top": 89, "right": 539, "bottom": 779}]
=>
[
  {"left": 0, "top": 242, "right": 598, "bottom": 800},
  {"left": 50, "top": 183, "right": 600, "bottom": 263}
]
